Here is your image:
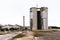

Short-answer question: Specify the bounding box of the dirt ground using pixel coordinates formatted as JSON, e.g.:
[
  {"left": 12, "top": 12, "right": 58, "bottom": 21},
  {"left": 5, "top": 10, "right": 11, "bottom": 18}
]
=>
[
  {"left": 13, "top": 30, "right": 60, "bottom": 40},
  {"left": 36, "top": 32, "right": 60, "bottom": 40},
  {"left": 0, "top": 30, "right": 60, "bottom": 40}
]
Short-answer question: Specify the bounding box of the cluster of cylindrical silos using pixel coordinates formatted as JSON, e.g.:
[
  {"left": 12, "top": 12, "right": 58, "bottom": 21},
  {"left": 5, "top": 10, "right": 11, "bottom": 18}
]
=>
[{"left": 30, "top": 7, "right": 48, "bottom": 30}]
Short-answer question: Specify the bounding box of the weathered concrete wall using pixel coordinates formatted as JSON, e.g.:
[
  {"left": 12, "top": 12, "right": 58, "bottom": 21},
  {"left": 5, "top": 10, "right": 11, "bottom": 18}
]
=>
[
  {"left": 30, "top": 7, "right": 48, "bottom": 30},
  {"left": 40, "top": 7, "right": 48, "bottom": 30}
]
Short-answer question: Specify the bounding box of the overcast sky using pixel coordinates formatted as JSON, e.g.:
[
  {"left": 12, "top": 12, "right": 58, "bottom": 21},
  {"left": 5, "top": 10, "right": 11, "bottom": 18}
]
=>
[{"left": 0, "top": 0, "right": 60, "bottom": 26}]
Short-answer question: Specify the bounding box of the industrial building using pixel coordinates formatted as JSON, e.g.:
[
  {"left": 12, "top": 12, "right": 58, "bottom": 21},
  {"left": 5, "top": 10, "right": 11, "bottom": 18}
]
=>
[{"left": 30, "top": 7, "right": 48, "bottom": 30}]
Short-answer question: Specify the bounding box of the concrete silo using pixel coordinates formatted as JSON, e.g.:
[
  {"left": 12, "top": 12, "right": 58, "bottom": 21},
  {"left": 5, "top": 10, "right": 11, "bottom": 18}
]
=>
[{"left": 30, "top": 7, "right": 48, "bottom": 30}]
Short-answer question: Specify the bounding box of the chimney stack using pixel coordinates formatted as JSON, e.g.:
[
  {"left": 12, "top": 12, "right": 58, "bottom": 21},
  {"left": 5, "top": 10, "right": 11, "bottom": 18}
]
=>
[{"left": 23, "top": 16, "right": 25, "bottom": 27}]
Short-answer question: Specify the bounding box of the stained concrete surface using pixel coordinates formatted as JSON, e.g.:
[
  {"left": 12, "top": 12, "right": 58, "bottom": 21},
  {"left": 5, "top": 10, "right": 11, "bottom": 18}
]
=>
[{"left": 0, "top": 31, "right": 22, "bottom": 40}]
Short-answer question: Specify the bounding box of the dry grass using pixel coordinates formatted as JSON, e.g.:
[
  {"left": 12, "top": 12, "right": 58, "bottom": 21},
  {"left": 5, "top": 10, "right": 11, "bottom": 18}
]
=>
[
  {"left": 0, "top": 32, "right": 9, "bottom": 35},
  {"left": 0, "top": 31, "right": 19, "bottom": 35},
  {"left": 11, "top": 33, "right": 26, "bottom": 40},
  {"left": 32, "top": 30, "right": 60, "bottom": 37}
]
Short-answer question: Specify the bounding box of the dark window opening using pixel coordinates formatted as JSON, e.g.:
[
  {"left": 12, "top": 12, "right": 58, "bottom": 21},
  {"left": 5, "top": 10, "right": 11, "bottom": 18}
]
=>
[{"left": 37, "top": 11, "right": 42, "bottom": 29}]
